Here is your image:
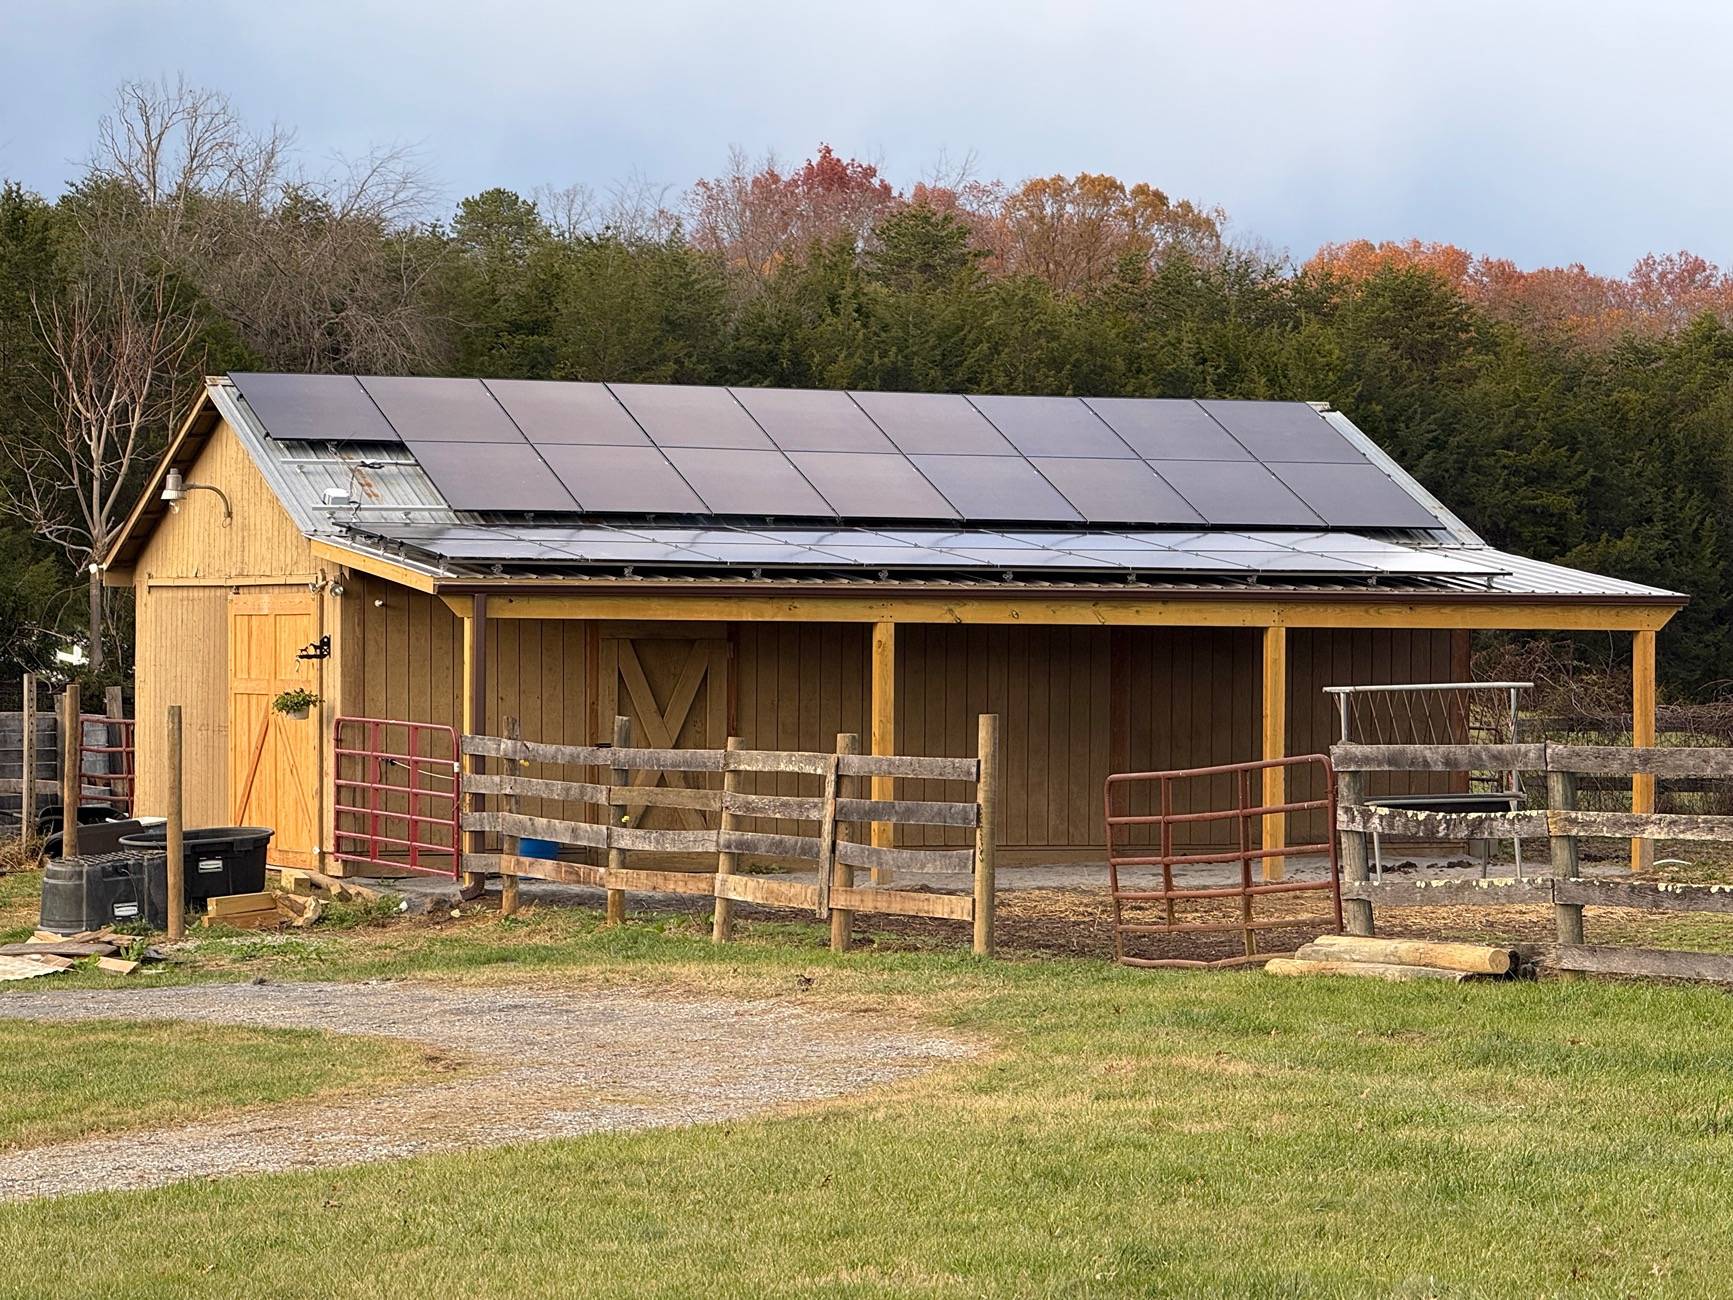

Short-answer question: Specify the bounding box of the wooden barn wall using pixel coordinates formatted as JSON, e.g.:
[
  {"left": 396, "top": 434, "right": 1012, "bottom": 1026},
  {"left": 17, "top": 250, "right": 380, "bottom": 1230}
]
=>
[{"left": 129, "top": 419, "right": 321, "bottom": 827}]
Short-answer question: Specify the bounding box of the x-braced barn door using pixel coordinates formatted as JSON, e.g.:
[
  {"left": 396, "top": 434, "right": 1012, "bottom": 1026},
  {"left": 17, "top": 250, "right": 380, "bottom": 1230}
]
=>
[
  {"left": 229, "top": 590, "right": 323, "bottom": 868},
  {"left": 597, "top": 630, "right": 730, "bottom": 832}
]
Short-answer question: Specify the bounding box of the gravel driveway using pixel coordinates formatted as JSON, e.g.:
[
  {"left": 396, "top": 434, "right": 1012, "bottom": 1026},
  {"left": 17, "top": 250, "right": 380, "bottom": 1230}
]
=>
[{"left": 0, "top": 981, "right": 975, "bottom": 1201}]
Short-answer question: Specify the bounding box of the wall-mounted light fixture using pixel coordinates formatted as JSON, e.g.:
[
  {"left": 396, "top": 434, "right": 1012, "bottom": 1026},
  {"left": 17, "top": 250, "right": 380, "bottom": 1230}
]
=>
[{"left": 161, "top": 468, "right": 233, "bottom": 522}]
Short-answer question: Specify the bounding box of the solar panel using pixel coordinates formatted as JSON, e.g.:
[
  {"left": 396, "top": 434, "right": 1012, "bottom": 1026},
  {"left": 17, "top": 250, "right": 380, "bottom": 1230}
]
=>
[
  {"left": 661, "top": 448, "right": 832, "bottom": 516},
  {"left": 849, "top": 391, "right": 1013, "bottom": 455},
  {"left": 730, "top": 388, "right": 893, "bottom": 452},
  {"left": 483, "top": 380, "right": 649, "bottom": 445},
  {"left": 1032, "top": 457, "right": 1205, "bottom": 525},
  {"left": 968, "top": 396, "right": 1134, "bottom": 458},
  {"left": 1263, "top": 462, "right": 1442, "bottom": 528},
  {"left": 536, "top": 444, "right": 705, "bottom": 514},
  {"left": 1153, "top": 461, "right": 1323, "bottom": 527},
  {"left": 908, "top": 455, "right": 1082, "bottom": 522},
  {"left": 359, "top": 377, "right": 526, "bottom": 443},
  {"left": 403, "top": 442, "right": 576, "bottom": 511},
  {"left": 608, "top": 384, "right": 773, "bottom": 449},
  {"left": 788, "top": 452, "right": 960, "bottom": 519},
  {"left": 1082, "top": 398, "right": 1249, "bottom": 460},
  {"left": 1199, "top": 400, "right": 1366, "bottom": 463},
  {"left": 230, "top": 373, "right": 399, "bottom": 442}
]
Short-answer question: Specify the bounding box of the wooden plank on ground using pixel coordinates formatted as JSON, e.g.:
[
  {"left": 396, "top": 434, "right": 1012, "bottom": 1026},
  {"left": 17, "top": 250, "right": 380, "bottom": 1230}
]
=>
[
  {"left": 205, "top": 892, "right": 279, "bottom": 917},
  {"left": 0, "top": 940, "right": 119, "bottom": 958},
  {"left": 1340, "top": 878, "right": 1555, "bottom": 907},
  {"left": 96, "top": 956, "right": 140, "bottom": 975},
  {"left": 1265, "top": 957, "right": 1476, "bottom": 982},
  {"left": 1552, "top": 945, "right": 1733, "bottom": 984},
  {"left": 830, "top": 885, "right": 974, "bottom": 921}
]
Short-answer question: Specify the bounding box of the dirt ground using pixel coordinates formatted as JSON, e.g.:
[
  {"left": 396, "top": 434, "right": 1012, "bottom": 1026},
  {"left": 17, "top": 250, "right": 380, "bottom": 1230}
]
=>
[{"left": 0, "top": 981, "right": 976, "bottom": 1202}]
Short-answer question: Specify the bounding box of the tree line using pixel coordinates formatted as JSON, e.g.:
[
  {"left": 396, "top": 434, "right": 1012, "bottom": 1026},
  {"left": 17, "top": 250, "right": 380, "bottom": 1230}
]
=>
[{"left": 1, "top": 81, "right": 1728, "bottom": 697}]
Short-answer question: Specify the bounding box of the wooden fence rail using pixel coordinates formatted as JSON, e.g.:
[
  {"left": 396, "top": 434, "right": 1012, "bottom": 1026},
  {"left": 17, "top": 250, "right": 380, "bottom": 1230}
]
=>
[
  {"left": 460, "top": 715, "right": 1000, "bottom": 957},
  {"left": 1332, "top": 738, "right": 1733, "bottom": 984}
]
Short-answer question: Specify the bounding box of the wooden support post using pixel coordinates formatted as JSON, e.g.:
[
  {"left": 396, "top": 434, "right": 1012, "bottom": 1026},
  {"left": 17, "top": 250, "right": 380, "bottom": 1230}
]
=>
[
  {"left": 1260, "top": 625, "right": 1287, "bottom": 882},
  {"left": 974, "top": 712, "right": 1000, "bottom": 958},
  {"left": 19, "top": 673, "right": 35, "bottom": 838},
  {"left": 830, "top": 732, "right": 860, "bottom": 954},
  {"left": 1338, "top": 768, "right": 1374, "bottom": 936},
  {"left": 1549, "top": 770, "right": 1582, "bottom": 959},
  {"left": 60, "top": 684, "right": 79, "bottom": 860},
  {"left": 870, "top": 621, "right": 896, "bottom": 885},
  {"left": 1631, "top": 628, "right": 1657, "bottom": 873},
  {"left": 605, "top": 714, "right": 630, "bottom": 925},
  {"left": 499, "top": 716, "right": 521, "bottom": 916},
  {"left": 165, "top": 705, "right": 185, "bottom": 941},
  {"left": 460, "top": 594, "right": 488, "bottom": 899},
  {"left": 713, "top": 736, "right": 743, "bottom": 943}
]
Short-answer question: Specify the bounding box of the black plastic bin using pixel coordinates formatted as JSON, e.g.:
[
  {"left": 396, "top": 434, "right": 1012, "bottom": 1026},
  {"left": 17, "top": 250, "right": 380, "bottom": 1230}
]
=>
[
  {"left": 42, "top": 817, "right": 156, "bottom": 861},
  {"left": 117, "top": 826, "right": 274, "bottom": 902},
  {"left": 39, "top": 851, "right": 164, "bottom": 933}
]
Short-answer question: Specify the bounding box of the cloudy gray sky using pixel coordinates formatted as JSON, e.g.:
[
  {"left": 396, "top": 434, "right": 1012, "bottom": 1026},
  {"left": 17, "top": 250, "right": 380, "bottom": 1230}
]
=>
[{"left": 3, "top": 0, "right": 1728, "bottom": 273}]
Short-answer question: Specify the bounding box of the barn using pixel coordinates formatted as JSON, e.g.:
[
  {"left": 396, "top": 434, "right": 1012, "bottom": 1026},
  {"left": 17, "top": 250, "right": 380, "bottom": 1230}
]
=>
[{"left": 104, "top": 375, "right": 1683, "bottom": 875}]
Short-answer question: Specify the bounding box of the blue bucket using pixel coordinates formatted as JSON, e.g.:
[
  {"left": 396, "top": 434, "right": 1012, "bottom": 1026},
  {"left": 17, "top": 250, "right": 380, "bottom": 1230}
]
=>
[{"left": 517, "top": 837, "right": 560, "bottom": 861}]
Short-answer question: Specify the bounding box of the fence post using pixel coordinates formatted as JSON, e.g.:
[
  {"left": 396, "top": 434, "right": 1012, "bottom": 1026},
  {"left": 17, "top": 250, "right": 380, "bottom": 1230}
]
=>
[
  {"left": 1338, "top": 767, "right": 1374, "bottom": 936},
  {"left": 713, "top": 736, "right": 743, "bottom": 943},
  {"left": 499, "top": 716, "right": 521, "bottom": 916},
  {"left": 974, "top": 713, "right": 999, "bottom": 958},
  {"left": 19, "top": 673, "right": 35, "bottom": 838},
  {"left": 605, "top": 714, "right": 630, "bottom": 926},
  {"left": 59, "top": 684, "right": 80, "bottom": 860},
  {"left": 830, "top": 733, "right": 860, "bottom": 954},
  {"left": 1549, "top": 767, "right": 1582, "bottom": 960},
  {"left": 165, "top": 705, "right": 185, "bottom": 941}
]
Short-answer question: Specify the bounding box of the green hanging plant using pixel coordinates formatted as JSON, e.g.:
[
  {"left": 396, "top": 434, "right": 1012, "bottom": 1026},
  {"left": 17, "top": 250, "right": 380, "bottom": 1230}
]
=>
[{"left": 271, "top": 687, "right": 322, "bottom": 719}]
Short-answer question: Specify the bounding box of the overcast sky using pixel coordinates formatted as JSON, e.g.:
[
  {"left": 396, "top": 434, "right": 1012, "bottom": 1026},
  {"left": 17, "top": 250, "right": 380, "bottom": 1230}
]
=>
[{"left": 3, "top": 0, "right": 1729, "bottom": 273}]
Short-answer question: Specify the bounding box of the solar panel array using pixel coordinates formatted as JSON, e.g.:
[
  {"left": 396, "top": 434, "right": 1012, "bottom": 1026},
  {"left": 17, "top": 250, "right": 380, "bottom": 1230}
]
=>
[
  {"left": 354, "top": 522, "right": 1510, "bottom": 580},
  {"left": 229, "top": 375, "right": 1444, "bottom": 530}
]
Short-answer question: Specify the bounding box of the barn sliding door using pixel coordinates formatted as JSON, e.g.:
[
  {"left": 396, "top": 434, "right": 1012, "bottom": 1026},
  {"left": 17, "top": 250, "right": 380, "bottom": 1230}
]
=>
[
  {"left": 597, "top": 630, "right": 730, "bottom": 832},
  {"left": 228, "top": 591, "right": 323, "bottom": 868}
]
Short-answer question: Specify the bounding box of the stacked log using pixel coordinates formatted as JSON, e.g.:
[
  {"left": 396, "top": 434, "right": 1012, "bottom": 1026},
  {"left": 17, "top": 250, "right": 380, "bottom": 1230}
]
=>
[{"left": 1264, "top": 934, "right": 1516, "bottom": 982}]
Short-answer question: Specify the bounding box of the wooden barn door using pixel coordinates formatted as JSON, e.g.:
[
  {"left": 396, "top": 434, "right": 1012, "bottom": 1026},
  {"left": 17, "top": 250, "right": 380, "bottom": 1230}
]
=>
[
  {"left": 597, "top": 628, "right": 730, "bottom": 833},
  {"left": 228, "top": 591, "right": 323, "bottom": 868}
]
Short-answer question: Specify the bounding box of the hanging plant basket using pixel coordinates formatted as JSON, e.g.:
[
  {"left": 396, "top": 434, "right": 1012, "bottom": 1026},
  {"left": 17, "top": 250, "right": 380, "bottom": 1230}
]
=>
[{"left": 271, "top": 688, "right": 321, "bottom": 720}]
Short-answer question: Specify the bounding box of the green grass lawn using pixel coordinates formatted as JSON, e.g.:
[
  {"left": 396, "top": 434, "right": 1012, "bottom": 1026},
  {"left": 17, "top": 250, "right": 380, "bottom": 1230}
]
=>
[
  {"left": 0, "top": 1019, "right": 421, "bottom": 1151},
  {"left": 0, "top": 893, "right": 1732, "bottom": 1298}
]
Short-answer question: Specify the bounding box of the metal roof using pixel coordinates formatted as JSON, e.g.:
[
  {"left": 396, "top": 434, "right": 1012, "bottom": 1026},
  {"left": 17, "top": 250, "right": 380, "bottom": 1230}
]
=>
[{"left": 193, "top": 377, "right": 1681, "bottom": 602}]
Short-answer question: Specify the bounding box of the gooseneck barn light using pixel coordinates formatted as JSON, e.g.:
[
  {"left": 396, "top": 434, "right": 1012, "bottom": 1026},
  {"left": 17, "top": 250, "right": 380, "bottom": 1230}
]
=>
[{"left": 160, "top": 467, "right": 233, "bottom": 522}]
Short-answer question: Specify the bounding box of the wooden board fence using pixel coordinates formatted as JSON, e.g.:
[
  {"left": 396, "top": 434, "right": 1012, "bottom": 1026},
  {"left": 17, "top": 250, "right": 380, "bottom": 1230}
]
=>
[
  {"left": 460, "top": 715, "right": 999, "bottom": 956},
  {"left": 1332, "top": 738, "right": 1733, "bottom": 983}
]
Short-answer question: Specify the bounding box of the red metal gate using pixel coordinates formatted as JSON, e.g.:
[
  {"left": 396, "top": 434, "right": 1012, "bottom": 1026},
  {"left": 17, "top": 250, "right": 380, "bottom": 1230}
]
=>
[
  {"left": 333, "top": 717, "right": 461, "bottom": 878},
  {"left": 79, "top": 713, "right": 136, "bottom": 814},
  {"left": 1104, "top": 755, "right": 1342, "bottom": 969}
]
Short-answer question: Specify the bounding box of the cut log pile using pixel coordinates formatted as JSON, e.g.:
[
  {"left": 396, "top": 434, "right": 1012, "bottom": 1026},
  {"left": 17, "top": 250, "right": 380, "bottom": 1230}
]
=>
[
  {"left": 197, "top": 869, "right": 395, "bottom": 931},
  {"left": 1264, "top": 934, "right": 1519, "bottom": 983}
]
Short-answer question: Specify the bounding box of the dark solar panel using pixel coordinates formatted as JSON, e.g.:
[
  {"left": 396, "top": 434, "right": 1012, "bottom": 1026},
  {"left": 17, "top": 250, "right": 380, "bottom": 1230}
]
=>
[
  {"left": 404, "top": 442, "right": 576, "bottom": 511},
  {"left": 908, "top": 455, "right": 1082, "bottom": 521},
  {"left": 230, "top": 373, "right": 399, "bottom": 442},
  {"left": 730, "top": 388, "right": 894, "bottom": 452},
  {"left": 359, "top": 377, "right": 526, "bottom": 443},
  {"left": 1199, "top": 400, "right": 1366, "bottom": 463},
  {"left": 1081, "top": 398, "right": 1249, "bottom": 460},
  {"left": 536, "top": 444, "right": 706, "bottom": 514},
  {"left": 1268, "top": 462, "right": 1441, "bottom": 528},
  {"left": 662, "top": 448, "right": 832, "bottom": 516},
  {"left": 1031, "top": 457, "right": 1205, "bottom": 525},
  {"left": 483, "top": 379, "right": 648, "bottom": 445},
  {"left": 788, "top": 452, "right": 960, "bottom": 519},
  {"left": 609, "top": 383, "right": 773, "bottom": 448},
  {"left": 968, "top": 395, "right": 1134, "bottom": 458},
  {"left": 849, "top": 391, "right": 1013, "bottom": 455},
  {"left": 1153, "top": 461, "right": 1323, "bottom": 527}
]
